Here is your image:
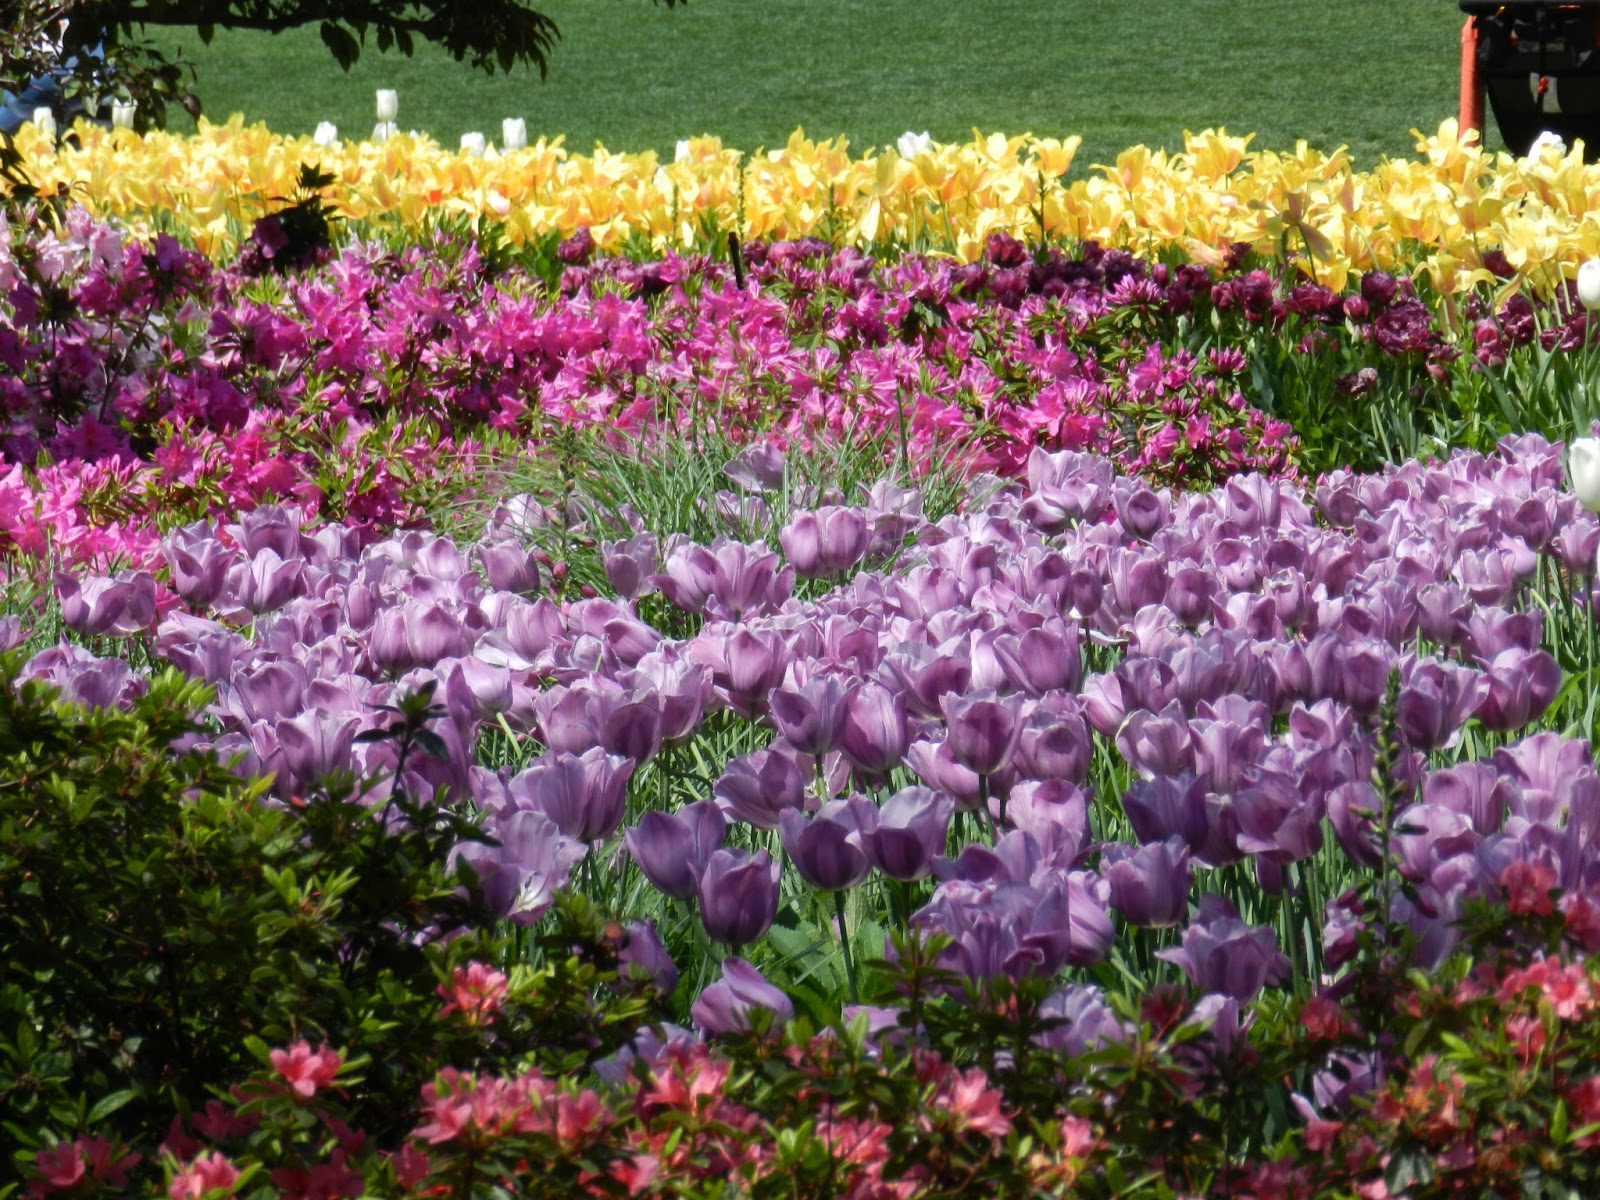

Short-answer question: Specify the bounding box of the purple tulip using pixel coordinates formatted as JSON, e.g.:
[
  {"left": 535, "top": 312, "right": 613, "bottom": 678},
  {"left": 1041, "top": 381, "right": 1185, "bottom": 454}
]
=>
[
  {"left": 691, "top": 957, "right": 794, "bottom": 1035},
  {"left": 779, "top": 796, "right": 876, "bottom": 891},
  {"left": 624, "top": 799, "right": 726, "bottom": 900},
  {"left": 770, "top": 672, "right": 856, "bottom": 757},
  {"left": 713, "top": 747, "right": 810, "bottom": 830},
  {"left": 164, "top": 524, "right": 233, "bottom": 609},
  {"left": 509, "top": 748, "right": 635, "bottom": 842},
  {"left": 881, "top": 643, "right": 971, "bottom": 718},
  {"left": 603, "top": 532, "right": 659, "bottom": 600},
  {"left": 1476, "top": 648, "right": 1562, "bottom": 731},
  {"left": 941, "top": 688, "right": 1023, "bottom": 776},
  {"left": 863, "top": 786, "right": 954, "bottom": 880},
  {"left": 780, "top": 506, "right": 872, "bottom": 577},
  {"left": 1035, "top": 985, "right": 1132, "bottom": 1057},
  {"left": 477, "top": 541, "right": 541, "bottom": 595},
  {"left": 57, "top": 572, "right": 158, "bottom": 638},
  {"left": 369, "top": 601, "right": 471, "bottom": 673},
  {"left": 722, "top": 443, "right": 787, "bottom": 492},
  {"left": 1116, "top": 700, "right": 1193, "bottom": 778},
  {"left": 275, "top": 710, "right": 360, "bottom": 795},
  {"left": 1157, "top": 894, "right": 1290, "bottom": 1001},
  {"left": 1395, "top": 657, "right": 1486, "bottom": 750},
  {"left": 1101, "top": 837, "right": 1191, "bottom": 927},
  {"left": 696, "top": 848, "right": 781, "bottom": 946},
  {"left": 991, "top": 622, "right": 1082, "bottom": 696},
  {"left": 235, "top": 549, "right": 306, "bottom": 615},
  {"left": 458, "top": 809, "right": 586, "bottom": 926},
  {"left": 617, "top": 918, "right": 678, "bottom": 995},
  {"left": 719, "top": 627, "right": 788, "bottom": 715},
  {"left": 838, "top": 681, "right": 910, "bottom": 775}
]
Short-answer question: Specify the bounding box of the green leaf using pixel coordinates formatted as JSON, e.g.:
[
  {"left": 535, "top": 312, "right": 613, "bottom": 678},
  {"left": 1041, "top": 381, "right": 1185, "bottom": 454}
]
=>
[
  {"left": 86, "top": 1089, "right": 138, "bottom": 1124},
  {"left": 1552, "top": 1097, "right": 1569, "bottom": 1146}
]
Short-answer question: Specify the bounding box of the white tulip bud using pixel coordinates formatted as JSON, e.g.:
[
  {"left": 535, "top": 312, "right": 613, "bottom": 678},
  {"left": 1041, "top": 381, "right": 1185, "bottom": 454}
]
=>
[
  {"left": 896, "top": 130, "right": 933, "bottom": 159},
  {"left": 375, "top": 89, "right": 398, "bottom": 122},
  {"left": 502, "top": 117, "right": 527, "bottom": 151},
  {"left": 313, "top": 121, "right": 338, "bottom": 147},
  {"left": 32, "top": 107, "right": 56, "bottom": 140},
  {"left": 110, "top": 99, "right": 135, "bottom": 130},
  {"left": 371, "top": 120, "right": 397, "bottom": 143},
  {"left": 1527, "top": 129, "right": 1566, "bottom": 159},
  {"left": 459, "top": 131, "right": 487, "bottom": 158},
  {"left": 1578, "top": 260, "right": 1600, "bottom": 312},
  {"left": 675, "top": 138, "right": 693, "bottom": 164},
  {"left": 1570, "top": 436, "right": 1600, "bottom": 513}
]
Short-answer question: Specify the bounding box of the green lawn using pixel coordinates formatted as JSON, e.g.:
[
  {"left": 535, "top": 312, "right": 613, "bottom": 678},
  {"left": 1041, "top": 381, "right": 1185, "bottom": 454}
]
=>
[{"left": 159, "top": 0, "right": 1471, "bottom": 169}]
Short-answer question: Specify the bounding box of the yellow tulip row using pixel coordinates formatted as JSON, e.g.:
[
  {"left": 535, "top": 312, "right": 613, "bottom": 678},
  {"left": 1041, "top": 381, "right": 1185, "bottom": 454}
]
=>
[{"left": 12, "top": 115, "right": 1600, "bottom": 295}]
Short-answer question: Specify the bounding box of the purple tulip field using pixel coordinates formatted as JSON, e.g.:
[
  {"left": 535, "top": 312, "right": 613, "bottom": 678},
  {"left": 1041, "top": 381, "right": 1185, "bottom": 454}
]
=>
[{"left": 9, "top": 196, "right": 1600, "bottom": 1199}]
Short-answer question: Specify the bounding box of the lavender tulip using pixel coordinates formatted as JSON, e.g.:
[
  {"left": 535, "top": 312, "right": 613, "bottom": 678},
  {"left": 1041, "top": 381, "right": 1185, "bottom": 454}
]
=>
[
  {"left": 941, "top": 688, "right": 1023, "bottom": 776},
  {"left": 617, "top": 918, "right": 678, "bottom": 995},
  {"left": 779, "top": 797, "right": 875, "bottom": 891},
  {"left": 57, "top": 572, "right": 158, "bottom": 638},
  {"left": 780, "top": 506, "right": 872, "bottom": 577},
  {"left": 838, "top": 681, "right": 910, "bottom": 775},
  {"left": 458, "top": 809, "right": 586, "bottom": 926},
  {"left": 713, "top": 747, "right": 810, "bottom": 829},
  {"left": 691, "top": 957, "right": 794, "bottom": 1035},
  {"left": 476, "top": 541, "right": 541, "bottom": 595},
  {"left": 1156, "top": 894, "right": 1290, "bottom": 1001},
  {"left": 770, "top": 673, "right": 856, "bottom": 756},
  {"left": 624, "top": 800, "right": 726, "bottom": 900},
  {"left": 164, "top": 525, "right": 233, "bottom": 609},
  {"left": 696, "top": 848, "right": 781, "bottom": 946},
  {"left": 509, "top": 748, "right": 635, "bottom": 843},
  {"left": 1101, "top": 837, "right": 1192, "bottom": 927},
  {"left": 991, "top": 622, "right": 1082, "bottom": 696},
  {"left": 1476, "top": 648, "right": 1562, "bottom": 731},
  {"left": 863, "top": 786, "right": 954, "bottom": 880}
]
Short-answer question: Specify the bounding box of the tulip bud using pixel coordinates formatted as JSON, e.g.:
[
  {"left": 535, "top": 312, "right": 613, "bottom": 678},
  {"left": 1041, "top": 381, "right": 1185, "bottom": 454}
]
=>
[
  {"left": 1580, "top": 262, "right": 1600, "bottom": 313},
  {"left": 502, "top": 117, "right": 528, "bottom": 151},
  {"left": 32, "top": 107, "right": 56, "bottom": 140},
  {"left": 371, "top": 121, "right": 397, "bottom": 143},
  {"left": 1571, "top": 436, "right": 1600, "bottom": 513},
  {"left": 459, "top": 131, "right": 487, "bottom": 157},
  {"left": 375, "top": 89, "right": 399, "bottom": 122},
  {"left": 313, "top": 121, "right": 338, "bottom": 146},
  {"left": 110, "top": 99, "right": 136, "bottom": 130}
]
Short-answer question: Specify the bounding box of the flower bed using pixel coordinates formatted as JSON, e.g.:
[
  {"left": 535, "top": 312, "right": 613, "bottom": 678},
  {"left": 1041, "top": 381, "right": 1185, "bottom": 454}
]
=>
[{"left": 8, "top": 125, "right": 1600, "bottom": 1197}]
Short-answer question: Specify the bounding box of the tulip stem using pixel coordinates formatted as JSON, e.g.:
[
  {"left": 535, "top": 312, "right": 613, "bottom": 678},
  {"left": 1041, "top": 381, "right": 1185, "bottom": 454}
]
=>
[
  {"left": 833, "top": 890, "right": 859, "bottom": 1005},
  {"left": 977, "top": 775, "right": 997, "bottom": 845}
]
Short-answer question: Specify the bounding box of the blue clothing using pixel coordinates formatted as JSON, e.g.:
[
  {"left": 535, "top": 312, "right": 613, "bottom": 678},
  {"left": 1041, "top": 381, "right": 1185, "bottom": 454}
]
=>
[{"left": 0, "top": 45, "right": 107, "bottom": 136}]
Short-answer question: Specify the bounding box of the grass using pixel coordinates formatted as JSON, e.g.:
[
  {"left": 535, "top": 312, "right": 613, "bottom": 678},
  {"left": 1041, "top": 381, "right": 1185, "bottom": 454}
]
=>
[{"left": 156, "top": 0, "right": 1473, "bottom": 170}]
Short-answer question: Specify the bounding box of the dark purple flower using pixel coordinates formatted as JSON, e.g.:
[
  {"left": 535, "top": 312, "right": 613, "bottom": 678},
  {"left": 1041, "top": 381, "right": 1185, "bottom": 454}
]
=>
[
  {"left": 838, "top": 681, "right": 910, "bottom": 775},
  {"left": 617, "top": 918, "right": 678, "bottom": 995},
  {"left": 696, "top": 849, "right": 781, "bottom": 946}
]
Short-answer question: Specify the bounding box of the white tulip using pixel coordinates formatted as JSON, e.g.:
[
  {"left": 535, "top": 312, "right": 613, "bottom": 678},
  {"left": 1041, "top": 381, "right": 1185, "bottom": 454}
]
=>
[
  {"left": 675, "top": 138, "right": 693, "bottom": 164},
  {"left": 502, "top": 117, "right": 527, "bottom": 152},
  {"left": 1527, "top": 130, "right": 1566, "bottom": 160},
  {"left": 896, "top": 130, "right": 933, "bottom": 159},
  {"left": 32, "top": 107, "right": 56, "bottom": 140},
  {"left": 1570, "top": 436, "right": 1600, "bottom": 513},
  {"left": 371, "top": 120, "right": 397, "bottom": 143},
  {"left": 459, "top": 131, "right": 487, "bottom": 157},
  {"left": 1578, "top": 261, "right": 1600, "bottom": 312},
  {"left": 375, "top": 89, "right": 398, "bottom": 122},
  {"left": 313, "top": 121, "right": 338, "bottom": 146},
  {"left": 110, "top": 99, "right": 135, "bottom": 130}
]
